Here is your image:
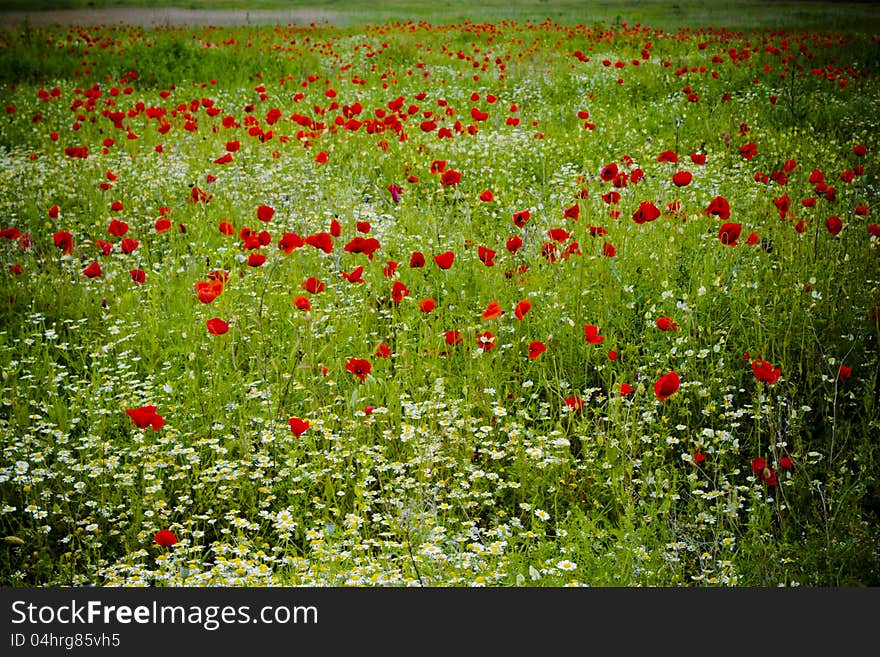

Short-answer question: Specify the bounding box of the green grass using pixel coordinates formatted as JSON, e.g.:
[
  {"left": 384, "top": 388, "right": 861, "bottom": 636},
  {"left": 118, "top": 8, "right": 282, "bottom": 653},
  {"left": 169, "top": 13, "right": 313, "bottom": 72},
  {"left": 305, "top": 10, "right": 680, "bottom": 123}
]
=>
[{"left": 0, "top": 5, "right": 878, "bottom": 587}]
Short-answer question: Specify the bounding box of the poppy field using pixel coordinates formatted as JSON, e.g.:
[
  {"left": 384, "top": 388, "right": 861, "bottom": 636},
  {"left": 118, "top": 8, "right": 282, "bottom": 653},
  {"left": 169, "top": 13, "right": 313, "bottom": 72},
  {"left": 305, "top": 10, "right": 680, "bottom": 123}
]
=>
[{"left": 1, "top": 5, "right": 879, "bottom": 587}]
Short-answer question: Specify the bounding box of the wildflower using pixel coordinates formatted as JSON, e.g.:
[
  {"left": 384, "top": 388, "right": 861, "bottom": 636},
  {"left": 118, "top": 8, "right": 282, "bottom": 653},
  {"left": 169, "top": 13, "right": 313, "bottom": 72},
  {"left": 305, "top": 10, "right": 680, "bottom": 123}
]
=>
[
  {"left": 654, "top": 371, "right": 680, "bottom": 402},
  {"left": 482, "top": 301, "right": 503, "bottom": 320},
  {"left": 752, "top": 359, "right": 781, "bottom": 385},
  {"left": 476, "top": 331, "right": 496, "bottom": 351},
  {"left": 528, "top": 341, "right": 547, "bottom": 359},
  {"left": 206, "top": 318, "right": 229, "bottom": 335},
  {"left": 126, "top": 406, "right": 165, "bottom": 431},
  {"left": 718, "top": 223, "right": 742, "bottom": 246},
  {"left": 345, "top": 358, "right": 372, "bottom": 382},
  {"left": 433, "top": 251, "right": 455, "bottom": 269},
  {"left": 256, "top": 205, "right": 275, "bottom": 222},
  {"left": 288, "top": 417, "right": 309, "bottom": 438},
  {"left": 584, "top": 324, "right": 605, "bottom": 344}
]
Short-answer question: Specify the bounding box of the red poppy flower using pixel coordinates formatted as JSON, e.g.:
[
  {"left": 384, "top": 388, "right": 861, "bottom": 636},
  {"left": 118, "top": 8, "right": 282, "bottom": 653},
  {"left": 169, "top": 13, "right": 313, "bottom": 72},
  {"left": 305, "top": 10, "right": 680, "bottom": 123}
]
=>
[
  {"left": 107, "top": 218, "right": 129, "bottom": 237},
  {"left": 302, "top": 277, "right": 325, "bottom": 294},
  {"left": 383, "top": 260, "right": 399, "bottom": 278},
  {"left": 356, "top": 221, "right": 371, "bottom": 233},
  {"left": 654, "top": 371, "right": 680, "bottom": 402},
  {"left": 433, "top": 251, "right": 455, "bottom": 269},
  {"left": 337, "top": 266, "right": 363, "bottom": 285},
  {"left": 53, "top": 230, "right": 74, "bottom": 254},
  {"left": 657, "top": 149, "right": 679, "bottom": 163},
  {"left": 690, "top": 152, "right": 707, "bottom": 165},
  {"left": 515, "top": 299, "right": 532, "bottom": 320},
  {"left": 154, "top": 529, "right": 178, "bottom": 547},
  {"left": 194, "top": 279, "right": 223, "bottom": 304},
  {"left": 476, "top": 330, "right": 496, "bottom": 351},
  {"left": 214, "top": 153, "right": 233, "bottom": 165},
  {"left": 48, "top": 204, "right": 59, "bottom": 219},
  {"left": 746, "top": 231, "right": 760, "bottom": 245},
  {"left": 374, "top": 343, "right": 392, "bottom": 358},
  {"left": 247, "top": 253, "right": 266, "bottom": 267},
  {"left": 130, "top": 269, "right": 146, "bottom": 284},
  {"left": 705, "top": 196, "right": 731, "bottom": 220},
  {"left": 256, "top": 205, "right": 275, "bottom": 222},
  {"left": 304, "top": 232, "right": 333, "bottom": 254},
  {"left": 655, "top": 316, "right": 679, "bottom": 331},
  {"left": 564, "top": 204, "right": 580, "bottom": 220},
  {"left": 419, "top": 298, "right": 436, "bottom": 313},
  {"left": 340, "top": 237, "right": 378, "bottom": 260},
  {"left": 512, "top": 210, "right": 530, "bottom": 228},
  {"left": 206, "top": 318, "right": 229, "bottom": 335},
  {"left": 389, "top": 281, "right": 408, "bottom": 304},
  {"left": 564, "top": 396, "right": 585, "bottom": 411},
  {"left": 599, "top": 163, "right": 618, "bottom": 182},
  {"left": 430, "top": 160, "right": 447, "bottom": 174},
  {"left": 541, "top": 242, "right": 558, "bottom": 262},
  {"left": 619, "top": 382, "right": 633, "bottom": 397},
  {"left": 219, "top": 221, "right": 235, "bottom": 235},
  {"left": 632, "top": 201, "right": 660, "bottom": 224},
  {"left": 294, "top": 295, "right": 311, "bottom": 311},
  {"left": 672, "top": 171, "right": 692, "bottom": 187},
  {"left": 482, "top": 301, "right": 503, "bottom": 320},
  {"left": 345, "top": 357, "right": 372, "bottom": 382},
  {"left": 506, "top": 236, "right": 523, "bottom": 254},
  {"left": 602, "top": 242, "right": 616, "bottom": 258},
  {"left": 528, "top": 340, "right": 547, "bottom": 360},
  {"left": 409, "top": 251, "right": 425, "bottom": 268},
  {"left": 126, "top": 405, "right": 164, "bottom": 430},
  {"left": 773, "top": 195, "right": 792, "bottom": 219},
  {"left": 270, "top": 231, "right": 300, "bottom": 254},
  {"left": 82, "top": 261, "right": 102, "bottom": 278},
  {"left": 155, "top": 218, "right": 172, "bottom": 234},
  {"left": 779, "top": 456, "right": 794, "bottom": 471},
  {"left": 444, "top": 330, "right": 463, "bottom": 346},
  {"left": 480, "top": 189, "right": 494, "bottom": 202},
  {"left": 751, "top": 358, "right": 782, "bottom": 385},
  {"left": 838, "top": 364, "right": 852, "bottom": 380},
  {"left": 584, "top": 324, "right": 605, "bottom": 344},
  {"left": 825, "top": 216, "right": 842, "bottom": 236},
  {"left": 718, "top": 222, "right": 742, "bottom": 246},
  {"left": 853, "top": 144, "right": 867, "bottom": 157},
  {"left": 120, "top": 238, "right": 139, "bottom": 254},
  {"left": 329, "top": 218, "right": 342, "bottom": 238},
  {"left": 547, "top": 227, "right": 571, "bottom": 243},
  {"left": 94, "top": 240, "right": 112, "bottom": 256},
  {"left": 440, "top": 169, "right": 461, "bottom": 186},
  {"left": 740, "top": 141, "right": 758, "bottom": 160},
  {"left": 751, "top": 457, "right": 767, "bottom": 474},
  {"left": 478, "top": 246, "right": 496, "bottom": 266},
  {"left": 288, "top": 417, "right": 309, "bottom": 438}
]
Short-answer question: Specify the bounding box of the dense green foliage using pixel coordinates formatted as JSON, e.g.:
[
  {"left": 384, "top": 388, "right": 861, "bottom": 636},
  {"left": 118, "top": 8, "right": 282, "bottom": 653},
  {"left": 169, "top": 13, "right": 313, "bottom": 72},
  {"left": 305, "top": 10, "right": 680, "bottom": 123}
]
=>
[{"left": 0, "top": 7, "right": 878, "bottom": 586}]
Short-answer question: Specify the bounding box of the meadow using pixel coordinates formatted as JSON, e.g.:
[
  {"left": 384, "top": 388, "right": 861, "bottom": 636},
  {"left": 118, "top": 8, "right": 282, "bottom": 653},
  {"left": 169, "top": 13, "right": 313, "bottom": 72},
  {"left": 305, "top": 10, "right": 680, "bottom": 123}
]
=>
[{"left": 0, "top": 1, "right": 879, "bottom": 586}]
